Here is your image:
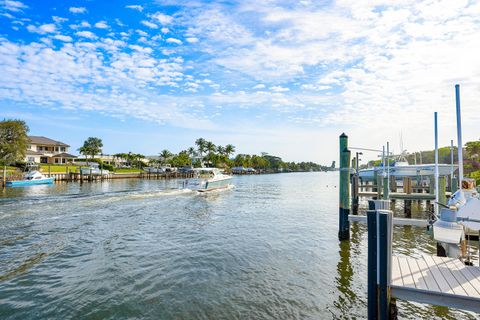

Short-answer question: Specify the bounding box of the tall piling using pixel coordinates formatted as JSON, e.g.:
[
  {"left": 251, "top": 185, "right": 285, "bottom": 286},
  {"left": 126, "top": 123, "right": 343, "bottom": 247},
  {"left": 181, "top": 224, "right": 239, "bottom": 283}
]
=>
[
  {"left": 338, "top": 133, "right": 351, "bottom": 241},
  {"left": 438, "top": 176, "right": 447, "bottom": 207}
]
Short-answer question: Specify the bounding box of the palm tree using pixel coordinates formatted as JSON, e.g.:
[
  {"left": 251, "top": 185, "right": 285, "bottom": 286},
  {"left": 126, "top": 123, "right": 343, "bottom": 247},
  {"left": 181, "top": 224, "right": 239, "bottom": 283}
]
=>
[
  {"left": 160, "top": 149, "right": 173, "bottom": 165},
  {"left": 225, "top": 144, "right": 235, "bottom": 158},
  {"left": 187, "top": 147, "right": 196, "bottom": 165},
  {"left": 205, "top": 141, "right": 216, "bottom": 167},
  {"left": 217, "top": 145, "right": 225, "bottom": 156},
  {"left": 195, "top": 138, "right": 207, "bottom": 160}
]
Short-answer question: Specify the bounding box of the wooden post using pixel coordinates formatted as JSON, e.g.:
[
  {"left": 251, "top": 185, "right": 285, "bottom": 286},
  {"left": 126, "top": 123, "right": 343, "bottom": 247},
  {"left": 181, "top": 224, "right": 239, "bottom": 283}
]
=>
[
  {"left": 2, "top": 165, "right": 6, "bottom": 188},
  {"left": 403, "top": 177, "right": 412, "bottom": 194},
  {"left": 48, "top": 165, "right": 51, "bottom": 177},
  {"left": 338, "top": 133, "right": 351, "bottom": 241},
  {"left": 377, "top": 174, "right": 383, "bottom": 199},
  {"left": 352, "top": 173, "right": 359, "bottom": 215},
  {"left": 452, "top": 177, "right": 458, "bottom": 193},
  {"left": 428, "top": 175, "right": 435, "bottom": 195},
  {"left": 383, "top": 176, "right": 389, "bottom": 200},
  {"left": 367, "top": 210, "right": 378, "bottom": 320},
  {"left": 438, "top": 176, "right": 447, "bottom": 207},
  {"left": 378, "top": 210, "right": 394, "bottom": 320}
]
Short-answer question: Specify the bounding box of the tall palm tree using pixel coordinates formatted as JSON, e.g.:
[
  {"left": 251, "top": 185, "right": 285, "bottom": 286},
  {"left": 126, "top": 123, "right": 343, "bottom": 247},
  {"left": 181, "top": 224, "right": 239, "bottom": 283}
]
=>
[
  {"left": 187, "top": 147, "right": 196, "bottom": 165},
  {"left": 205, "top": 141, "right": 216, "bottom": 167},
  {"left": 225, "top": 144, "right": 235, "bottom": 158},
  {"left": 160, "top": 149, "right": 173, "bottom": 165},
  {"left": 216, "top": 145, "right": 225, "bottom": 156},
  {"left": 195, "top": 138, "right": 207, "bottom": 160}
]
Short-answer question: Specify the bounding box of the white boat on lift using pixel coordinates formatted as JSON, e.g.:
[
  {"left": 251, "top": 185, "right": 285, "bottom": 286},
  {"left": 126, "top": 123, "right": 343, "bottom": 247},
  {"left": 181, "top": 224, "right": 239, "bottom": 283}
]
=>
[
  {"left": 359, "top": 158, "right": 456, "bottom": 181},
  {"left": 181, "top": 168, "right": 232, "bottom": 192},
  {"left": 80, "top": 162, "right": 109, "bottom": 176}
]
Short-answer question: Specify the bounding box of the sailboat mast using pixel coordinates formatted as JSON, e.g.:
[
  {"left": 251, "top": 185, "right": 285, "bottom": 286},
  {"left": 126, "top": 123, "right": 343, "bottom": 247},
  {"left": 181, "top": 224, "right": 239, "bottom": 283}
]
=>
[{"left": 455, "top": 84, "right": 463, "bottom": 188}]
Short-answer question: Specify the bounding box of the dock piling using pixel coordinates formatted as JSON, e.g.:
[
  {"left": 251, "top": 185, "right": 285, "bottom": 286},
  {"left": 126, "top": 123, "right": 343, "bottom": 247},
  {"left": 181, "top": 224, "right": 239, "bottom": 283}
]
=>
[{"left": 338, "top": 133, "right": 351, "bottom": 241}]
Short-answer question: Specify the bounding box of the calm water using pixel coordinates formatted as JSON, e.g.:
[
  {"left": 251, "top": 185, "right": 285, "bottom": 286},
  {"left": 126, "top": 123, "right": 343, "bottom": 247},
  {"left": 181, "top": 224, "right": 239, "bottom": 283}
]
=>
[{"left": 0, "top": 172, "right": 478, "bottom": 319}]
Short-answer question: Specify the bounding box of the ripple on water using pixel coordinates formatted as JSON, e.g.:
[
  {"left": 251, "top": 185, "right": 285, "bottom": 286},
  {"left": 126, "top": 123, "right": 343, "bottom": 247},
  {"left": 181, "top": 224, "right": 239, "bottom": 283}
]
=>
[{"left": 0, "top": 173, "right": 478, "bottom": 319}]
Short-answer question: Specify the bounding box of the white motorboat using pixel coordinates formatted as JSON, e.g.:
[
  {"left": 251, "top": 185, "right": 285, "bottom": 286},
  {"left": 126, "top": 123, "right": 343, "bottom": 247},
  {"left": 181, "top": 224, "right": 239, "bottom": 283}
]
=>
[
  {"left": 144, "top": 167, "right": 164, "bottom": 173},
  {"left": 7, "top": 170, "right": 54, "bottom": 187},
  {"left": 80, "top": 163, "right": 109, "bottom": 176},
  {"left": 359, "top": 160, "right": 456, "bottom": 181},
  {"left": 180, "top": 168, "right": 232, "bottom": 192}
]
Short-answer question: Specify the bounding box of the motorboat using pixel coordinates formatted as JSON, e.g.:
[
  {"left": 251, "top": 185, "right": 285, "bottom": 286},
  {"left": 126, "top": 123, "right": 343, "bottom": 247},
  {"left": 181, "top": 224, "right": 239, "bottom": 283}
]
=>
[
  {"left": 144, "top": 167, "right": 164, "bottom": 173},
  {"left": 180, "top": 168, "right": 232, "bottom": 192},
  {"left": 80, "top": 163, "right": 109, "bottom": 176},
  {"left": 358, "top": 160, "right": 456, "bottom": 181},
  {"left": 6, "top": 170, "right": 54, "bottom": 187}
]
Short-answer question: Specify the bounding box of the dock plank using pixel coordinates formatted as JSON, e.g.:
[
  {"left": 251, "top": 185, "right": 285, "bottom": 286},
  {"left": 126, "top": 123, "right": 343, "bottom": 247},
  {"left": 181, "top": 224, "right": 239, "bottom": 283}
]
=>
[
  {"left": 391, "top": 254, "right": 480, "bottom": 313},
  {"left": 421, "top": 255, "right": 454, "bottom": 295},
  {"left": 398, "top": 256, "right": 416, "bottom": 288},
  {"left": 391, "top": 256, "right": 403, "bottom": 286},
  {"left": 416, "top": 256, "right": 440, "bottom": 292},
  {"left": 441, "top": 257, "right": 480, "bottom": 297},
  {"left": 429, "top": 255, "right": 467, "bottom": 296},
  {"left": 407, "top": 257, "right": 428, "bottom": 290}
]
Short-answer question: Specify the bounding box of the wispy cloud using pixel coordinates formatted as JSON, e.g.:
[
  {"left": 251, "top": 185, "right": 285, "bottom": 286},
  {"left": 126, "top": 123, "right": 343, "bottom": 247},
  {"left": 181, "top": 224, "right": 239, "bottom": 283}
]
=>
[
  {"left": 69, "top": 7, "right": 86, "bottom": 14},
  {"left": 26, "top": 23, "right": 55, "bottom": 34},
  {"left": 1, "top": 0, "right": 27, "bottom": 12},
  {"left": 125, "top": 5, "right": 143, "bottom": 12}
]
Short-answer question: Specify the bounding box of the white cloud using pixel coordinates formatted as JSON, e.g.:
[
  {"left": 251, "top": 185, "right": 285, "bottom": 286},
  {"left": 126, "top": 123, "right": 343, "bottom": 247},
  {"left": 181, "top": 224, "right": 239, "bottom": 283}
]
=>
[
  {"left": 166, "top": 37, "right": 182, "bottom": 45},
  {"left": 52, "top": 16, "right": 68, "bottom": 23},
  {"left": 161, "top": 27, "right": 169, "bottom": 34},
  {"left": 75, "top": 31, "right": 97, "bottom": 39},
  {"left": 94, "top": 21, "right": 109, "bottom": 29},
  {"left": 151, "top": 12, "right": 173, "bottom": 24},
  {"left": 270, "top": 86, "right": 289, "bottom": 92},
  {"left": 125, "top": 5, "right": 143, "bottom": 11},
  {"left": 141, "top": 20, "right": 158, "bottom": 29},
  {"left": 253, "top": 84, "right": 265, "bottom": 89},
  {"left": 26, "top": 23, "right": 56, "bottom": 34},
  {"left": 69, "top": 7, "right": 86, "bottom": 14},
  {"left": 54, "top": 34, "right": 73, "bottom": 42},
  {"left": 186, "top": 37, "right": 198, "bottom": 43},
  {"left": 2, "top": 0, "right": 27, "bottom": 12}
]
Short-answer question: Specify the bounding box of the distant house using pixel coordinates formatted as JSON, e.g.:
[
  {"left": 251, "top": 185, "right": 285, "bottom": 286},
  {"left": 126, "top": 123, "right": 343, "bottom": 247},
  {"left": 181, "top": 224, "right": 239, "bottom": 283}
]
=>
[{"left": 25, "top": 136, "right": 77, "bottom": 164}]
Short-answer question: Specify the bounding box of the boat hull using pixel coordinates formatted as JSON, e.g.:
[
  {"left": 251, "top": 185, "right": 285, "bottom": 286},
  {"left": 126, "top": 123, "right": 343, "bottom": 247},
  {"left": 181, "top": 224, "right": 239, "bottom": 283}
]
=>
[
  {"left": 183, "top": 177, "right": 232, "bottom": 192},
  {"left": 6, "top": 178, "right": 54, "bottom": 187},
  {"left": 359, "top": 164, "right": 456, "bottom": 181}
]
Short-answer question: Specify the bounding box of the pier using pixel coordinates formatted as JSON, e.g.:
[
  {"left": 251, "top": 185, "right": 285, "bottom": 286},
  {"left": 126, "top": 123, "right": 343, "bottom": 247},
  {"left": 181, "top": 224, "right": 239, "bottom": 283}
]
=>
[{"left": 338, "top": 128, "right": 480, "bottom": 319}]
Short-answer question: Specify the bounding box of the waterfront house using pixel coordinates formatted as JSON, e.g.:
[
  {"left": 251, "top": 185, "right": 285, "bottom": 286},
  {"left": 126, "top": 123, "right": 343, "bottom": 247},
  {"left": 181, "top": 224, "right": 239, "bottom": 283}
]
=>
[{"left": 25, "top": 136, "right": 77, "bottom": 164}]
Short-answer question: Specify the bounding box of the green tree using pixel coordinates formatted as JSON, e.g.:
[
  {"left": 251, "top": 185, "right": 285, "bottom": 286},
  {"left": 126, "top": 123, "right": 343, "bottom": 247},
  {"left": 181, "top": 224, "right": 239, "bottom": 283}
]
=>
[
  {"left": 1, "top": 119, "right": 29, "bottom": 183},
  {"left": 225, "top": 144, "right": 235, "bottom": 158},
  {"left": 465, "top": 141, "right": 480, "bottom": 161},
  {"left": 187, "top": 147, "right": 196, "bottom": 165},
  {"left": 0, "top": 119, "right": 29, "bottom": 166},
  {"left": 78, "top": 137, "right": 103, "bottom": 160},
  {"left": 160, "top": 149, "right": 173, "bottom": 165},
  {"left": 195, "top": 138, "right": 207, "bottom": 161}
]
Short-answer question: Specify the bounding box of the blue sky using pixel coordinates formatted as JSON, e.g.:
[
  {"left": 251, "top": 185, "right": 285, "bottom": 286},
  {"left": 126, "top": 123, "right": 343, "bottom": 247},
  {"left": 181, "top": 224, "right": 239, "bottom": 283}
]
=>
[{"left": 1, "top": 0, "right": 480, "bottom": 163}]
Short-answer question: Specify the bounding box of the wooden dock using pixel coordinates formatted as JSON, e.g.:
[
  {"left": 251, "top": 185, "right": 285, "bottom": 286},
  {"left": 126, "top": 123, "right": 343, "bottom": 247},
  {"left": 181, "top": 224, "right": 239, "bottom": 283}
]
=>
[{"left": 391, "top": 255, "right": 480, "bottom": 313}]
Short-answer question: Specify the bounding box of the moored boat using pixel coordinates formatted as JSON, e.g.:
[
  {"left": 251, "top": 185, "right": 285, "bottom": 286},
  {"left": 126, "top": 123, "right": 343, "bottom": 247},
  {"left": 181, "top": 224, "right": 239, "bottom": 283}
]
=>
[
  {"left": 6, "top": 170, "right": 54, "bottom": 187},
  {"left": 80, "top": 163, "right": 110, "bottom": 176},
  {"left": 181, "top": 168, "right": 232, "bottom": 192}
]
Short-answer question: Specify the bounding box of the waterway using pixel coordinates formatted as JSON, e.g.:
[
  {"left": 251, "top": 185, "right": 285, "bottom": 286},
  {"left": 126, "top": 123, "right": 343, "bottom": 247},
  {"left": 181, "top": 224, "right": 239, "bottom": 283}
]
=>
[{"left": 0, "top": 172, "right": 477, "bottom": 319}]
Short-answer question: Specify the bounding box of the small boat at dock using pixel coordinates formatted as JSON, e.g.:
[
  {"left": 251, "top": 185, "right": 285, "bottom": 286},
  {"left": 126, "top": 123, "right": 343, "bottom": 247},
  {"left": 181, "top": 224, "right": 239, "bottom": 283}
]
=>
[
  {"left": 6, "top": 170, "right": 54, "bottom": 187},
  {"left": 181, "top": 168, "right": 232, "bottom": 192}
]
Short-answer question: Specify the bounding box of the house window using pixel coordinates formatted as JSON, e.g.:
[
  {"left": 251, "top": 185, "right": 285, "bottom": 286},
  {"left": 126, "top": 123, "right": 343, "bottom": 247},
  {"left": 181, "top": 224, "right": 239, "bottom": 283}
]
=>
[
  {"left": 55, "top": 147, "right": 59, "bottom": 152},
  {"left": 27, "top": 156, "right": 35, "bottom": 162},
  {"left": 61, "top": 147, "right": 66, "bottom": 152},
  {"left": 40, "top": 157, "right": 48, "bottom": 164},
  {"left": 27, "top": 145, "right": 32, "bottom": 150},
  {"left": 37, "top": 146, "right": 43, "bottom": 151},
  {"left": 55, "top": 158, "right": 59, "bottom": 164}
]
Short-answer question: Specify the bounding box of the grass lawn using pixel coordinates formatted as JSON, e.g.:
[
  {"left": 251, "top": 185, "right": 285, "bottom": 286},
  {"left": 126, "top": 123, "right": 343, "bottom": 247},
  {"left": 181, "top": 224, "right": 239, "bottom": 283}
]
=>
[
  {"left": 39, "top": 164, "right": 78, "bottom": 173},
  {"left": 114, "top": 168, "right": 141, "bottom": 173}
]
